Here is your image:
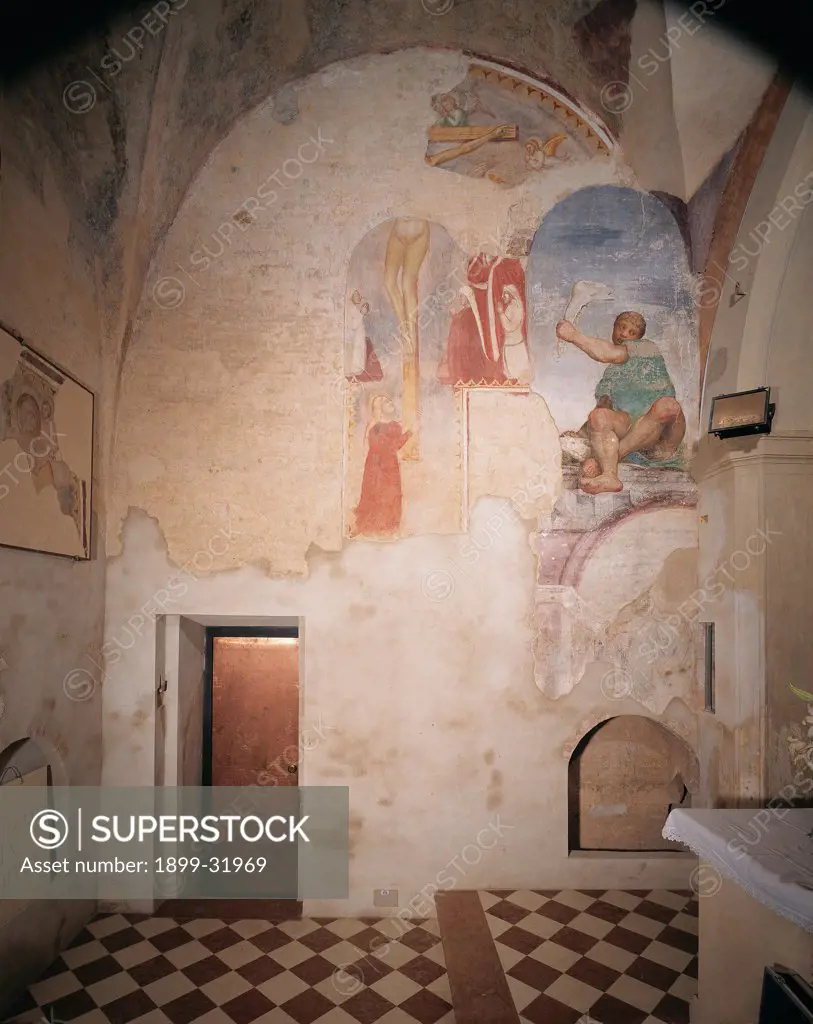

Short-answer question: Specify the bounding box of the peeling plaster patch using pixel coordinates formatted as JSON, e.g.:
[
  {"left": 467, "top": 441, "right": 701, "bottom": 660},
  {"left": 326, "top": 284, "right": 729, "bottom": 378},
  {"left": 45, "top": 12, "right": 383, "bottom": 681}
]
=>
[
  {"left": 579, "top": 509, "right": 698, "bottom": 627},
  {"left": 110, "top": 505, "right": 170, "bottom": 565},
  {"left": 536, "top": 510, "right": 699, "bottom": 703},
  {"left": 598, "top": 544, "right": 700, "bottom": 715},
  {"left": 467, "top": 392, "right": 562, "bottom": 522},
  {"left": 533, "top": 587, "right": 602, "bottom": 700},
  {"left": 657, "top": 546, "right": 698, "bottom": 606}
]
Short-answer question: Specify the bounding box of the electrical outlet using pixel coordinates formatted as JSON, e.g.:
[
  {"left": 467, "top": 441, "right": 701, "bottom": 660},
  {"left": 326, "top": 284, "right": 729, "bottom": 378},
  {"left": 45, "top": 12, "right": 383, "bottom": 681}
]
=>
[{"left": 374, "top": 889, "right": 398, "bottom": 908}]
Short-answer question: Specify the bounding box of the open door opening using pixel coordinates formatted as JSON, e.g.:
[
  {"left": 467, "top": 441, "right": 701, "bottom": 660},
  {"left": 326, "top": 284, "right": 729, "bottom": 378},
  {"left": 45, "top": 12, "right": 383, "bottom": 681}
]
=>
[
  {"left": 205, "top": 628, "right": 300, "bottom": 789},
  {"left": 158, "top": 624, "right": 303, "bottom": 921}
]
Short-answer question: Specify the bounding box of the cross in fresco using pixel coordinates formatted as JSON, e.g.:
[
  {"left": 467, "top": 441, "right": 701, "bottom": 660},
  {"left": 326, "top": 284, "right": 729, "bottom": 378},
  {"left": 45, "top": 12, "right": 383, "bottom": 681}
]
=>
[{"left": 382, "top": 218, "right": 432, "bottom": 460}]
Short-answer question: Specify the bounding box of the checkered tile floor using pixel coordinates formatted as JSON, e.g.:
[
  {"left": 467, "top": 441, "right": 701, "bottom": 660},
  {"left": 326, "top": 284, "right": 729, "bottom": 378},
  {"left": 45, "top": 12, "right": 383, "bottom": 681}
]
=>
[
  {"left": 5, "top": 914, "right": 453, "bottom": 1024},
  {"left": 482, "top": 889, "right": 698, "bottom": 1024},
  {"left": 4, "top": 891, "right": 698, "bottom": 1024}
]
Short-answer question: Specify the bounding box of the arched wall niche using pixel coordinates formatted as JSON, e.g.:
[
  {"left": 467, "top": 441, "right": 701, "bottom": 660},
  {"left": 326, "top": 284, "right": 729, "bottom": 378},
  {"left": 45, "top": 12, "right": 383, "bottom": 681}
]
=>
[{"left": 568, "top": 715, "right": 699, "bottom": 852}]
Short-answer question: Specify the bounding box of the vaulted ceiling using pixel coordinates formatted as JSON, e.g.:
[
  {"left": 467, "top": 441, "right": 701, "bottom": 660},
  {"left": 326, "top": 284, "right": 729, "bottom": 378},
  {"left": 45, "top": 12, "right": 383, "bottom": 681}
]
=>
[{"left": 2, "top": 0, "right": 777, "bottom": 401}]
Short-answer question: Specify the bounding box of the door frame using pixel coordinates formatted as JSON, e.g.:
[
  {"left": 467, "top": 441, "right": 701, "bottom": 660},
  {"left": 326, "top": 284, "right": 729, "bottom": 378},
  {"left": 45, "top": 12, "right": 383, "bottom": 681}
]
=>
[{"left": 202, "top": 625, "right": 299, "bottom": 787}]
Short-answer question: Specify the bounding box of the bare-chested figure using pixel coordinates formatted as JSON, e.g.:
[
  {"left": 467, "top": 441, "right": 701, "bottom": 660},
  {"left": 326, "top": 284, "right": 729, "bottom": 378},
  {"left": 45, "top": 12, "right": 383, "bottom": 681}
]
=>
[
  {"left": 556, "top": 311, "right": 685, "bottom": 495},
  {"left": 383, "top": 218, "right": 429, "bottom": 459}
]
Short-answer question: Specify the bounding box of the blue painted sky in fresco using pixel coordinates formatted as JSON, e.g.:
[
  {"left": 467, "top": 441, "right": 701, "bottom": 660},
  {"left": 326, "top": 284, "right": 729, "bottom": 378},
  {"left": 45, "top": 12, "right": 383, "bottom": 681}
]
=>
[{"left": 527, "top": 185, "right": 695, "bottom": 433}]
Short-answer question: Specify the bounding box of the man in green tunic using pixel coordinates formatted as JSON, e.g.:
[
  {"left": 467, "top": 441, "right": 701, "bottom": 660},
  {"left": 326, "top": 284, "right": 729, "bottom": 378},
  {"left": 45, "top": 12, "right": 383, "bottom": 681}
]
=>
[{"left": 555, "top": 311, "right": 685, "bottom": 495}]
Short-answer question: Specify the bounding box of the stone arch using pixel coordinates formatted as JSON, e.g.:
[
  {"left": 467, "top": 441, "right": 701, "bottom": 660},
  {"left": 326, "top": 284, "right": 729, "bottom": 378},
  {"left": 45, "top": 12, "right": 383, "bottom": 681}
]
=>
[
  {"left": 567, "top": 715, "right": 699, "bottom": 852},
  {"left": 533, "top": 503, "right": 698, "bottom": 704},
  {"left": 700, "top": 91, "right": 813, "bottom": 423},
  {"left": 544, "top": 496, "right": 697, "bottom": 591}
]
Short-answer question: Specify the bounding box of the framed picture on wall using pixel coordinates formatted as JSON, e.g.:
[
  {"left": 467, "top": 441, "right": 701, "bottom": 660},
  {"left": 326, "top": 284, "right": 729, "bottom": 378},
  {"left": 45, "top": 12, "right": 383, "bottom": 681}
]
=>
[{"left": 0, "top": 325, "right": 93, "bottom": 559}]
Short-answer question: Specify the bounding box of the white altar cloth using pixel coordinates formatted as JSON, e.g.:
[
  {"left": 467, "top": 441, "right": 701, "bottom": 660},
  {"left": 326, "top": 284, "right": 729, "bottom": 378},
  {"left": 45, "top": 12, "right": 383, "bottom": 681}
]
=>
[{"left": 663, "top": 808, "right": 813, "bottom": 932}]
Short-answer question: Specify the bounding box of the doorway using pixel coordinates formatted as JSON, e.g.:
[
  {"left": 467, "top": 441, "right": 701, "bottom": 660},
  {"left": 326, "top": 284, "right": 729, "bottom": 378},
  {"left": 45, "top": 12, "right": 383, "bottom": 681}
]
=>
[{"left": 157, "top": 623, "right": 303, "bottom": 919}]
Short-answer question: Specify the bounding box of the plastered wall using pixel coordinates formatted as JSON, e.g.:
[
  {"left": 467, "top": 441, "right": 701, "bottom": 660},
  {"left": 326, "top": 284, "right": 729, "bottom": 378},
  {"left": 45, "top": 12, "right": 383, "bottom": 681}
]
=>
[
  {"left": 0, "top": 129, "right": 105, "bottom": 1003},
  {"left": 696, "top": 88, "right": 813, "bottom": 806},
  {"left": 105, "top": 50, "right": 702, "bottom": 914},
  {"left": 0, "top": 0, "right": 795, "bottom": 1002}
]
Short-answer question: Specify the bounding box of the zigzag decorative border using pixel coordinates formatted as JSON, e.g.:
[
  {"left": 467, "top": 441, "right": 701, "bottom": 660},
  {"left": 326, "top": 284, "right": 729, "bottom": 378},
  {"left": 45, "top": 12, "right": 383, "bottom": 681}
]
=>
[
  {"left": 469, "top": 63, "right": 613, "bottom": 155},
  {"left": 450, "top": 377, "right": 532, "bottom": 390}
]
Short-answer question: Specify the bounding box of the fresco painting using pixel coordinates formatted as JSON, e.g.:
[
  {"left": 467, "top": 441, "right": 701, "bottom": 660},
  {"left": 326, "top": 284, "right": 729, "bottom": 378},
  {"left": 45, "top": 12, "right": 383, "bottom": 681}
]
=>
[
  {"left": 527, "top": 184, "right": 697, "bottom": 484},
  {"left": 343, "top": 219, "right": 467, "bottom": 540},
  {"left": 343, "top": 91, "right": 700, "bottom": 717},
  {"left": 425, "top": 64, "right": 610, "bottom": 187},
  {"left": 437, "top": 251, "right": 532, "bottom": 387},
  {"left": 350, "top": 395, "right": 413, "bottom": 539},
  {"left": 342, "top": 220, "right": 550, "bottom": 539},
  {"left": 0, "top": 327, "right": 93, "bottom": 559},
  {"left": 342, "top": 188, "right": 698, "bottom": 558},
  {"left": 525, "top": 185, "right": 699, "bottom": 702},
  {"left": 555, "top": 312, "right": 686, "bottom": 495}
]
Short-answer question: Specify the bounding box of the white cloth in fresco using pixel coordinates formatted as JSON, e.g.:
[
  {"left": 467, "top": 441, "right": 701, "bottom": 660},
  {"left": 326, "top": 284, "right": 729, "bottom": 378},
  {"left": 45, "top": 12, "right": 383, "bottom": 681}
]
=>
[{"left": 663, "top": 808, "right": 813, "bottom": 932}]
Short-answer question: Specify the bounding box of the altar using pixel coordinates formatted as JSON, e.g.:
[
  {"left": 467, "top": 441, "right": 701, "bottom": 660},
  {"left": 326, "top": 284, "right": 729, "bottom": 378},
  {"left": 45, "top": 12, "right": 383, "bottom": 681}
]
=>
[{"left": 663, "top": 808, "right": 813, "bottom": 1023}]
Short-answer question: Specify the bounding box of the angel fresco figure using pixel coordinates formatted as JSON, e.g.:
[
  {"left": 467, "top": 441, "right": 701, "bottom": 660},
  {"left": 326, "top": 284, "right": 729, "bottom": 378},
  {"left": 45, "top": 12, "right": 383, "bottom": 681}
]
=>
[
  {"left": 350, "top": 395, "right": 413, "bottom": 538},
  {"left": 556, "top": 311, "right": 686, "bottom": 495},
  {"left": 524, "top": 134, "right": 570, "bottom": 172},
  {"left": 430, "top": 89, "right": 495, "bottom": 127}
]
